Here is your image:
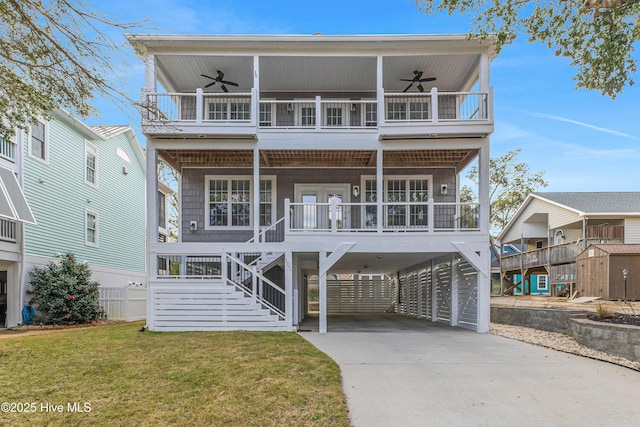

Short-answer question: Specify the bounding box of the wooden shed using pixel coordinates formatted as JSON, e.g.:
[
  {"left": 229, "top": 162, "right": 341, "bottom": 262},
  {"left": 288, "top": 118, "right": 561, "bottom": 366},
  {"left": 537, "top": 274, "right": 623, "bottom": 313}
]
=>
[{"left": 576, "top": 244, "right": 640, "bottom": 300}]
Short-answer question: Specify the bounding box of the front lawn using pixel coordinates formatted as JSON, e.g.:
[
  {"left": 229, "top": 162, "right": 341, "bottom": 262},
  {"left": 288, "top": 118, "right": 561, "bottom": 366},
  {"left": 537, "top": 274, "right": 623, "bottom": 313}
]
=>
[{"left": 0, "top": 322, "right": 349, "bottom": 426}]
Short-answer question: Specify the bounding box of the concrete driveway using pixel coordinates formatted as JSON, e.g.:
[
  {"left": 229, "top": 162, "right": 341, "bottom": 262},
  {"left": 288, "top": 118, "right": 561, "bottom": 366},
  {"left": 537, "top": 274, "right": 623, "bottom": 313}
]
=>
[{"left": 300, "top": 315, "right": 640, "bottom": 426}]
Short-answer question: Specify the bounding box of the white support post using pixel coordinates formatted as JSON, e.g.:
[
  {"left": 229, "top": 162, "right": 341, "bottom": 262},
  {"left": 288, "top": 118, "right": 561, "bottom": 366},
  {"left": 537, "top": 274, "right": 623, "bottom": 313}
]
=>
[
  {"left": 253, "top": 148, "right": 260, "bottom": 242},
  {"left": 196, "top": 88, "right": 203, "bottom": 123},
  {"left": 450, "top": 254, "right": 459, "bottom": 327},
  {"left": 479, "top": 54, "right": 490, "bottom": 121},
  {"left": 476, "top": 249, "right": 491, "bottom": 333},
  {"left": 253, "top": 55, "right": 260, "bottom": 128},
  {"left": 252, "top": 266, "right": 258, "bottom": 300},
  {"left": 315, "top": 96, "right": 321, "bottom": 131},
  {"left": 431, "top": 87, "right": 438, "bottom": 123},
  {"left": 478, "top": 145, "right": 490, "bottom": 235},
  {"left": 431, "top": 261, "right": 438, "bottom": 322},
  {"left": 285, "top": 251, "right": 293, "bottom": 328},
  {"left": 376, "top": 148, "right": 383, "bottom": 233},
  {"left": 427, "top": 198, "right": 434, "bottom": 232},
  {"left": 146, "top": 144, "right": 158, "bottom": 330},
  {"left": 377, "top": 55, "right": 385, "bottom": 126},
  {"left": 330, "top": 197, "right": 338, "bottom": 233},
  {"left": 284, "top": 198, "right": 291, "bottom": 233},
  {"left": 221, "top": 253, "right": 228, "bottom": 283},
  {"left": 145, "top": 55, "right": 156, "bottom": 92},
  {"left": 319, "top": 251, "right": 327, "bottom": 333}
]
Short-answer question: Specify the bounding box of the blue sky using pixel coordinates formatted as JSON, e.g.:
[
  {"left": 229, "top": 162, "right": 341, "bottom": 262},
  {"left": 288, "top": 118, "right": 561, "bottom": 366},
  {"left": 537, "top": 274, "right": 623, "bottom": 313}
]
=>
[{"left": 85, "top": 0, "right": 640, "bottom": 192}]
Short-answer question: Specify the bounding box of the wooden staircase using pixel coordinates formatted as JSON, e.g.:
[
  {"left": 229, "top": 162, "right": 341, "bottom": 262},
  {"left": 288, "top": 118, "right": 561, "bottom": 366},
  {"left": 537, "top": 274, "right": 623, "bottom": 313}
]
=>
[{"left": 150, "top": 279, "right": 290, "bottom": 331}]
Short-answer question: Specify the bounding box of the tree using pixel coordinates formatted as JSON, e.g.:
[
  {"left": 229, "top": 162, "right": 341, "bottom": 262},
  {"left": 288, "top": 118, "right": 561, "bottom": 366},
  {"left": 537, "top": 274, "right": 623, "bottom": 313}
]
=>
[
  {"left": 0, "top": 0, "right": 144, "bottom": 140},
  {"left": 462, "top": 149, "right": 548, "bottom": 235},
  {"left": 415, "top": 0, "right": 640, "bottom": 98},
  {"left": 158, "top": 159, "right": 179, "bottom": 242}
]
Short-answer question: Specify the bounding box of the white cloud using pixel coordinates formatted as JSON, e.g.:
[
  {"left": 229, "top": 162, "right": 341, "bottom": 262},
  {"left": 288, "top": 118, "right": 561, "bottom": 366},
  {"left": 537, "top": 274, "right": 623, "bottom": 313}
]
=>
[{"left": 522, "top": 110, "right": 640, "bottom": 140}]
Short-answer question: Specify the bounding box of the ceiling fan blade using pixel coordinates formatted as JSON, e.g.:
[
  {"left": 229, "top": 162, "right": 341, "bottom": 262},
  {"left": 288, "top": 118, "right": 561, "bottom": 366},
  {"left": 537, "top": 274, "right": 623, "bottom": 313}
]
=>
[
  {"left": 399, "top": 79, "right": 415, "bottom": 82},
  {"left": 201, "top": 74, "right": 216, "bottom": 80},
  {"left": 418, "top": 77, "right": 436, "bottom": 82},
  {"left": 221, "top": 84, "right": 229, "bottom": 93},
  {"left": 220, "top": 80, "right": 239, "bottom": 86},
  {"left": 417, "top": 83, "right": 424, "bottom": 92},
  {"left": 414, "top": 71, "right": 423, "bottom": 80},
  {"left": 403, "top": 83, "right": 413, "bottom": 92},
  {"left": 204, "top": 81, "right": 217, "bottom": 88},
  {"left": 216, "top": 70, "right": 225, "bottom": 79}
]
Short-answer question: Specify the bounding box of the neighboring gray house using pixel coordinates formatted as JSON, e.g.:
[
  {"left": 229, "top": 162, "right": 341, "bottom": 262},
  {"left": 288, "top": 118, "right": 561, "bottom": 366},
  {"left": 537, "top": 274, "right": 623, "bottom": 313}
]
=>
[
  {"left": 498, "top": 192, "right": 640, "bottom": 296},
  {"left": 0, "top": 111, "right": 147, "bottom": 327}
]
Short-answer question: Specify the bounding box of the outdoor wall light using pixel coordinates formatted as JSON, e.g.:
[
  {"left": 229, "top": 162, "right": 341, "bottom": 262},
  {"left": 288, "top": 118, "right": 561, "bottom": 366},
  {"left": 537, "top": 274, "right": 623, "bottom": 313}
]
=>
[
  {"left": 353, "top": 185, "right": 360, "bottom": 198},
  {"left": 189, "top": 221, "right": 198, "bottom": 232},
  {"left": 440, "top": 184, "right": 448, "bottom": 196},
  {"left": 286, "top": 103, "right": 294, "bottom": 112},
  {"left": 122, "top": 166, "right": 129, "bottom": 175},
  {"left": 38, "top": 178, "right": 45, "bottom": 184}
]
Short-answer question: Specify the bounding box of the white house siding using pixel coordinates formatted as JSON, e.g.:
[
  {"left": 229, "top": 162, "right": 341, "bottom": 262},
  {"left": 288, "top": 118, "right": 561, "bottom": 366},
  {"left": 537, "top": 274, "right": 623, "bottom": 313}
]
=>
[
  {"left": 625, "top": 218, "right": 640, "bottom": 243},
  {"left": 502, "top": 197, "right": 581, "bottom": 243},
  {"left": 22, "top": 118, "right": 146, "bottom": 289}
]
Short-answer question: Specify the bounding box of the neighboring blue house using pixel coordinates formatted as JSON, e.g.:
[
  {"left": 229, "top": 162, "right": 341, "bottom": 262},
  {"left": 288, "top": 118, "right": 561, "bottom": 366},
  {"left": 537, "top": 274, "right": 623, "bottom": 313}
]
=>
[{"left": 0, "top": 110, "right": 146, "bottom": 327}]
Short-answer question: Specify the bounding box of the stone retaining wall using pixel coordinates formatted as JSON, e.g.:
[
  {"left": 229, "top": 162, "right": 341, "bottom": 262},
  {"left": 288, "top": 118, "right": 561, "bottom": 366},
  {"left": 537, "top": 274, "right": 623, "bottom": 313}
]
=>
[
  {"left": 570, "top": 318, "right": 640, "bottom": 363},
  {"left": 490, "top": 306, "right": 585, "bottom": 334},
  {"left": 491, "top": 306, "right": 640, "bottom": 363}
]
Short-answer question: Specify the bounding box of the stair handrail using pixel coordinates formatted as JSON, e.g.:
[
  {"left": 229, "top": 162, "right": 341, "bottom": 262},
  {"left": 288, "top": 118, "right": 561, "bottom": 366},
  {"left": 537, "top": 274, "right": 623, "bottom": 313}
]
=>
[
  {"left": 246, "top": 216, "right": 285, "bottom": 243},
  {"left": 224, "top": 253, "right": 285, "bottom": 318}
]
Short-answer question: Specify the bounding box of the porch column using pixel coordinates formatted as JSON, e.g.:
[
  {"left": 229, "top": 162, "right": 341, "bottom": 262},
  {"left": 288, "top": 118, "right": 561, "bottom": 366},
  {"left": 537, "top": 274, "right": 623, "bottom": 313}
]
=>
[
  {"left": 253, "top": 147, "right": 260, "bottom": 242},
  {"left": 146, "top": 143, "right": 158, "bottom": 330},
  {"left": 478, "top": 144, "right": 490, "bottom": 235},
  {"left": 319, "top": 251, "right": 327, "bottom": 333},
  {"left": 376, "top": 148, "right": 383, "bottom": 233},
  {"left": 479, "top": 54, "right": 490, "bottom": 121},
  {"left": 376, "top": 55, "right": 385, "bottom": 126},
  {"left": 145, "top": 55, "right": 156, "bottom": 92},
  {"left": 476, "top": 249, "right": 491, "bottom": 333},
  {"left": 450, "top": 254, "right": 459, "bottom": 327},
  {"left": 253, "top": 55, "right": 260, "bottom": 128},
  {"left": 285, "top": 251, "right": 293, "bottom": 328}
]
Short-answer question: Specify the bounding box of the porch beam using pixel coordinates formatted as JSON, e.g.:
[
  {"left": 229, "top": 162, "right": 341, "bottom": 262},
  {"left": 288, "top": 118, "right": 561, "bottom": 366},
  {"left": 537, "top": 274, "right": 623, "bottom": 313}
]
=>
[
  {"left": 452, "top": 241, "right": 489, "bottom": 278},
  {"left": 319, "top": 242, "right": 355, "bottom": 275}
]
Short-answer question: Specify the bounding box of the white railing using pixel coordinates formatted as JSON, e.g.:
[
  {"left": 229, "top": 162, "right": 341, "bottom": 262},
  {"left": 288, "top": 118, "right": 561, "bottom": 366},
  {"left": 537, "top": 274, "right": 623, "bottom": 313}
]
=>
[
  {"left": 246, "top": 217, "right": 286, "bottom": 243},
  {"left": 258, "top": 98, "right": 378, "bottom": 129},
  {"left": 383, "top": 89, "right": 489, "bottom": 122},
  {"left": 144, "top": 91, "right": 253, "bottom": 123},
  {"left": 144, "top": 89, "right": 489, "bottom": 127},
  {"left": 285, "top": 198, "right": 480, "bottom": 233},
  {"left": 99, "top": 286, "right": 147, "bottom": 321},
  {"left": 0, "top": 138, "right": 15, "bottom": 162},
  {"left": 0, "top": 218, "right": 16, "bottom": 242}
]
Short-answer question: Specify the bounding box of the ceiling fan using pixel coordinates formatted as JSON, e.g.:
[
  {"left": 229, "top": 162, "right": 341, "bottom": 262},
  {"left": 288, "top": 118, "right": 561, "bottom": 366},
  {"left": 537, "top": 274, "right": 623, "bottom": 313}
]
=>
[
  {"left": 400, "top": 70, "right": 436, "bottom": 92},
  {"left": 200, "top": 70, "right": 239, "bottom": 92}
]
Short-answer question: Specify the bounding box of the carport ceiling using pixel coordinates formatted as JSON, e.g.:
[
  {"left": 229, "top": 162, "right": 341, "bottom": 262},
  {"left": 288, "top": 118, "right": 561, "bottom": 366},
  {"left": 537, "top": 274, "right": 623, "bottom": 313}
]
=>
[{"left": 329, "top": 252, "right": 449, "bottom": 275}]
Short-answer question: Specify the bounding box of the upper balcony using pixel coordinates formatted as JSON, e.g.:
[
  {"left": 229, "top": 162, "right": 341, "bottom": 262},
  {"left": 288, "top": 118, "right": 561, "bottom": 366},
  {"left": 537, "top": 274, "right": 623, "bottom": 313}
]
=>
[
  {"left": 142, "top": 89, "right": 492, "bottom": 139},
  {"left": 132, "top": 34, "right": 496, "bottom": 141}
]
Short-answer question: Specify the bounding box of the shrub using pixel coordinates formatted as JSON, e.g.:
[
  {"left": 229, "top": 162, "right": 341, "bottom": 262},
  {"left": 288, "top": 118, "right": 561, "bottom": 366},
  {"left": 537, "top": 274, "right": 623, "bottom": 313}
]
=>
[
  {"left": 596, "top": 303, "right": 612, "bottom": 319},
  {"left": 28, "top": 253, "right": 103, "bottom": 325}
]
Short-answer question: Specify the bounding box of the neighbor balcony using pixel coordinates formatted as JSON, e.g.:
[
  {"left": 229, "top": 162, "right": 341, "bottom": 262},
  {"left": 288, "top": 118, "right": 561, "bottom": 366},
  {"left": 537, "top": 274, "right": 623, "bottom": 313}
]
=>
[{"left": 141, "top": 88, "right": 492, "bottom": 138}]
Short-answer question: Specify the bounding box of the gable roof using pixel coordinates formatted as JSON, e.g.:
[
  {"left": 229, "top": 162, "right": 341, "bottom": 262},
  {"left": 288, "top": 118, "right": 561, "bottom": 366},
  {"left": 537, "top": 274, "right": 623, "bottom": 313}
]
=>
[
  {"left": 534, "top": 192, "right": 640, "bottom": 215},
  {"left": 497, "top": 192, "right": 640, "bottom": 241},
  {"left": 91, "top": 125, "right": 146, "bottom": 172}
]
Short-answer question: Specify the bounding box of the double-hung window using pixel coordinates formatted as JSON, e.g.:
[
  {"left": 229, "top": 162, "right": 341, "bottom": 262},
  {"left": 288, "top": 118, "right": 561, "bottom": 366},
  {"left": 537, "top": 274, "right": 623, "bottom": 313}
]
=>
[
  {"left": 85, "top": 141, "right": 97, "bottom": 186},
  {"left": 30, "top": 121, "right": 47, "bottom": 162},
  {"left": 205, "top": 176, "right": 276, "bottom": 229},
  {"left": 85, "top": 210, "right": 98, "bottom": 247}
]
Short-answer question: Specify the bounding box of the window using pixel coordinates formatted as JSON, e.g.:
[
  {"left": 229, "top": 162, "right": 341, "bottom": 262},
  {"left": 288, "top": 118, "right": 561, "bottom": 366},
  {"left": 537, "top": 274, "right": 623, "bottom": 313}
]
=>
[
  {"left": 536, "top": 240, "right": 544, "bottom": 249},
  {"left": 208, "top": 102, "right": 227, "bottom": 120},
  {"left": 538, "top": 275, "right": 548, "bottom": 291},
  {"left": 85, "top": 210, "right": 98, "bottom": 246},
  {"left": 409, "top": 102, "right": 429, "bottom": 120},
  {"left": 230, "top": 102, "right": 250, "bottom": 120},
  {"left": 85, "top": 142, "right": 97, "bottom": 186},
  {"left": 205, "top": 176, "right": 275, "bottom": 229},
  {"left": 30, "top": 121, "right": 47, "bottom": 161},
  {"left": 300, "top": 107, "right": 316, "bottom": 126},
  {"left": 363, "top": 176, "right": 431, "bottom": 229},
  {"left": 259, "top": 103, "right": 273, "bottom": 126},
  {"left": 158, "top": 191, "right": 167, "bottom": 230},
  {"left": 386, "top": 102, "right": 406, "bottom": 120},
  {"left": 325, "top": 107, "right": 343, "bottom": 127},
  {"left": 365, "top": 103, "right": 377, "bottom": 127},
  {"left": 0, "top": 135, "right": 15, "bottom": 162}
]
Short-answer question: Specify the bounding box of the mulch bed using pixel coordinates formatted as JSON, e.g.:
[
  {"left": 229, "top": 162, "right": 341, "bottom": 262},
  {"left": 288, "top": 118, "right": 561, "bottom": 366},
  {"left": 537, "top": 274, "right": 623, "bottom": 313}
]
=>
[{"left": 587, "top": 313, "right": 640, "bottom": 327}]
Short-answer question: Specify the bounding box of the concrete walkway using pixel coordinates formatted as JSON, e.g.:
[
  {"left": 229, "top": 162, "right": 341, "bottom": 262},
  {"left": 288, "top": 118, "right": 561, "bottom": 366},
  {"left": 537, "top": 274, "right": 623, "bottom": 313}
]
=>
[{"left": 300, "top": 315, "right": 640, "bottom": 426}]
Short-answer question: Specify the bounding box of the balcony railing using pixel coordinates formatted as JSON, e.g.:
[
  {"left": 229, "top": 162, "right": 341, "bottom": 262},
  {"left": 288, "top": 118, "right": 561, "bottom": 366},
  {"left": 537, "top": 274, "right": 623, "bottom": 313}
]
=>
[
  {"left": 0, "top": 138, "right": 15, "bottom": 162},
  {"left": 143, "top": 89, "right": 490, "bottom": 128},
  {"left": 0, "top": 218, "right": 17, "bottom": 242},
  {"left": 285, "top": 199, "right": 480, "bottom": 233}
]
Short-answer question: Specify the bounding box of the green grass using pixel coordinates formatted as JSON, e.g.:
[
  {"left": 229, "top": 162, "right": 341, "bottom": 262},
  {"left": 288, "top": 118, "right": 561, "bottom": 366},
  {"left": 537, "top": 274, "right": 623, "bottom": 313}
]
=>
[{"left": 0, "top": 322, "right": 350, "bottom": 426}]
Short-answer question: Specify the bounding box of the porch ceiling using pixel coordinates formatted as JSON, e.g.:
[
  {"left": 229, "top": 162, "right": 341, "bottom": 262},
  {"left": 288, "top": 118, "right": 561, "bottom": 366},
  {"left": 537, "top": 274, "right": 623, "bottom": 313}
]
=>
[
  {"left": 154, "top": 54, "right": 480, "bottom": 93},
  {"left": 158, "top": 149, "right": 476, "bottom": 169}
]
